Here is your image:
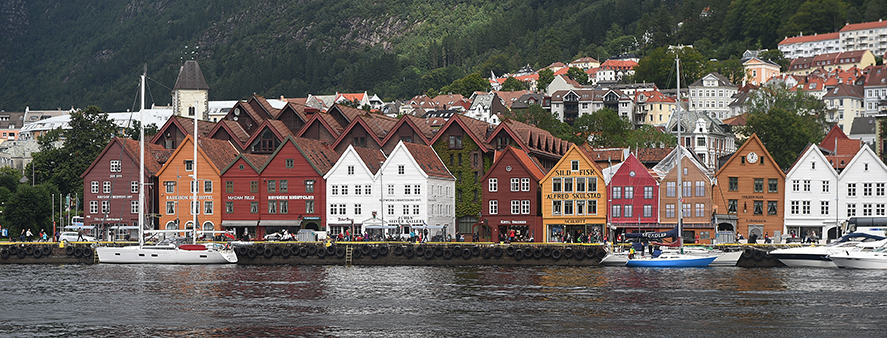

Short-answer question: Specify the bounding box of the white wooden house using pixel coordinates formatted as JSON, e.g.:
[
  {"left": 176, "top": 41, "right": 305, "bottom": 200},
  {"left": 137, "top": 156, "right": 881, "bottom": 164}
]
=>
[
  {"left": 323, "top": 145, "right": 386, "bottom": 238},
  {"left": 784, "top": 144, "right": 840, "bottom": 242},
  {"left": 837, "top": 146, "right": 887, "bottom": 228}
]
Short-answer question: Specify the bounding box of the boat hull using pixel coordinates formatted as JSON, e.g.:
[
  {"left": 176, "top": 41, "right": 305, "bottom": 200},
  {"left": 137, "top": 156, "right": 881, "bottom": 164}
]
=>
[
  {"left": 768, "top": 253, "right": 836, "bottom": 268},
  {"left": 829, "top": 255, "right": 887, "bottom": 269},
  {"left": 96, "top": 245, "right": 237, "bottom": 264},
  {"left": 626, "top": 256, "right": 716, "bottom": 267}
]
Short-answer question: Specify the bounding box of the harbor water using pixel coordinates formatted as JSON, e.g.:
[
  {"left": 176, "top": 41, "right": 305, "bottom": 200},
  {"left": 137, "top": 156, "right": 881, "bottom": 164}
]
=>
[{"left": 1, "top": 264, "right": 886, "bottom": 337}]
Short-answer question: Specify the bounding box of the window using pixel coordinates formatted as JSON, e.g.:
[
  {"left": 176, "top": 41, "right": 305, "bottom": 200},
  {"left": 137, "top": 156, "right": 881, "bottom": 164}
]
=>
[
  {"left": 131, "top": 181, "right": 139, "bottom": 194},
  {"left": 163, "top": 181, "right": 174, "bottom": 194},
  {"left": 553, "top": 201, "right": 562, "bottom": 215},
  {"left": 624, "top": 186, "right": 634, "bottom": 199},
  {"left": 863, "top": 203, "right": 872, "bottom": 216},
  {"left": 864, "top": 183, "right": 872, "bottom": 196},
  {"left": 305, "top": 180, "right": 315, "bottom": 193},
  {"left": 353, "top": 203, "right": 361, "bottom": 215},
  {"left": 754, "top": 178, "right": 763, "bottom": 192},
  {"left": 848, "top": 183, "right": 856, "bottom": 197},
  {"left": 404, "top": 185, "right": 411, "bottom": 195},
  {"left": 666, "top": 182, "right": 675, "bottom": 197},
  {"left": 511, "top": 178, "right": 520, "bottom": 192},
  {"left": 848, "top": 203, "right": 857, "bottom": 217},
  {"left": 414, "top": 185, "right": 421, "bottom": 195},
  {"left": 331, "top": 185, "right": 339, "bottom": 196},
  {"left": 792, "top": 180, "right": 800, "bottom": 192},
  {"left": 802, "top": 201, "right": 811, "bottom": 215},
  {"left": 563, "top": 178, "right": 573, "bottom": 192},
  {"left": 388, "top": 184, "right": 395, "bottom": 195},
  {"left": 588, "top": 177, "right": 597, "bottom": 192},
  {"left": 90, "top": 201, "right": 98, "bottom": 214},
  {"left": 226, "top": 202, "right": 233, "bottom": 213},
  {"left": 264, "top": 180, "right": 275, "bottom": 193},
  {"left": 564, "top": 200, "right": 574, "bottom": 215},
  {"left": 822, "top": 181, "right": 829, "bottom": 193},
  {"left": 768, "top": 201, "right": 777, "bottom": 215},
  {"left": 612, "top": 186, "right": 622, "bottom": 199},
  {"left": 877, "top": 203, "right": 885, "bottom": 216},
  {"left": 821, "top": 201, "right": 829, "bottom": 215},
  {"left": 753, "top": 200, "right": 763, "bottom": 215},
  {"left": 91, "top": 181, "right": 99, "bottom": 194},
  {"left": 250, "top": 181, "right": 259, "bottom": 193},
  {"left": 612, "top": 205, "right": 621, "bottom": 218},
  {"left": 204, "top": 201, "right": 213, "bottom": 215},
  {"left": 398, "top": 165, "right": 405, "bottom": 175},
  {"left": 624, "top": 205, "right": 633, "bottom": 218},
  {"left": 204, "top": 180, "right": 212, "bottom": 193},
  {"left": 280, "top": 201, "right": 288, "bottom": 214},
  {"left": 803, "top": 180, "right": 811, "bottom": 192},
  {"left": 166, "top": 201, "right": 176, "bottom": 215},
  {"left": 305, "top": 200, "right": 314, "bottom": 214},
  {"left": 251, "top": 202, "right": 259, "bottom": 214},
  {"left": 682, "top": 181, "right": 692, "bottom": 197},
  {"left": 347, "top": 165, "right": 354, "bottom": 175},
  {"left": 729, "top": 177, "right": 738, "bottom": 191},
  {"left": 448, "top": 135, "right": 462, "bottom": 149},
  {"left": 575, "top": 200, "right": 585, "bottom": 215},
  {"left": 403, "top": 205, "right": 410, "bottom": 215},
  {"left": 665, "top": 204, "right": 675, "bottom": 218},
  {"left": 342, "top": 204, "right": 349, "bottom": 215},
  {"left": 103, "top": 181, "right": 111, "bottom": 194},
  {"left": 489, "top": 178, "right": 498, "bottom": 192},
  {"left": 552, "top": 178, "right": 562, "bottom": 192},
  {"left": 511, "top": 200, "right": 520, "bottom": 214},
  {"left": 682, "top": 204, "right": 691, "bottom": 218},
  {"left": 644, "top": 204, "right": 653, "bottom": 218},
  {"left": 695, "top": 203, "right": 704, "bottom": 217},
  {"left": 768, "top": 179, "right": 778, "bottom": 193},
  {"left": 365, "top": 185, "right": 371, "bottom": 195},
  {"left": 110, "top": 160, "right": 121, "bottom": 172},
  {"left": 878, "top": 183, "right": 885, "bottom": 196},
  {"left": 190, "top": 181, "right": 198, "bottom": 193},
  {"left": 388, "top": 204, "right": 394, "bottom": 215},
  {"left": 226, "top": 181, "right": 234, "bottom": 193},
  {"left": 130, "top": 200, "right": 139, "bottom": 214},
  {"left": 588, "top": 200, "right": 597, "bottom": 215},
  {"left": 280, "top": 180, "right": 288, "bottom": 193},
  {"left": 190, "top": 200, "right": 199, "bottom": 215},
  {"left": 571, "top": 160, "right": 579, "bottom": 171},
  {"left": 522, "top": 178, "right": 530, "bottom": 192},
  {"left": 184, "top": 160, "right": 193, "bottom": 171},
  {"left": 489, "top": 200, "right": 498, "bottom": 214},
  {"left": 518, "top": 200, "right": 530, "bottom": 215},
  {"left": 644, "top": 186, "right": 653, "bottom": 199},
  {"left": 285, "top": 159, "right": 294, "bottom": 168},
  {"left": 342, "top": 185, "right": 349, "bottom": 195},
  {"left": 695, "top": 182, "right": 705, "bottom": 197}
]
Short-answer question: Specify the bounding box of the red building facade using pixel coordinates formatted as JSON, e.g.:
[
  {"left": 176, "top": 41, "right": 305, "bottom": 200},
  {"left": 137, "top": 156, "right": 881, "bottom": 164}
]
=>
[
  {"left": 607, "top": 154, "right": 660, "bottom": 232},
  {"left": 220, "top": 153, "right": 267, "bottom": 240},
  {"left": 481, "top": 146, "right": 546, "bottom": 242}
]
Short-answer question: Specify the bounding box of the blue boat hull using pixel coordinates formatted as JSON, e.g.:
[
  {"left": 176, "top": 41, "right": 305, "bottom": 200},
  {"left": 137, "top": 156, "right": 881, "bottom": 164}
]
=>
[{"left": 625, "top": 256, "right": 716, "bottom": 267}]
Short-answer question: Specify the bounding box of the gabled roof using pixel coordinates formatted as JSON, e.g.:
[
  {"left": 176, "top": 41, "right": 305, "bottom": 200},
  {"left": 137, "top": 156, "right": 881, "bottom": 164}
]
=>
[
  {"left": 150, "top": 115, "right": 216, "bottom": 144},
  {"left": 785, "top": 143, "right": 838, "bottom": 178},
  {"left": 823, "top": 83, "right": 864, "bottom": 99},
  {"left": 80, "top": 137, "right": 173, "bottom": 178},
  {"left": 243, "top": 119, "right": 295, "bottom": 150},
  {"left": 688, "top": 72, "right": 737, "bottom": 88},
  {"left": 379, "top": 114, "right": 435, "bottom": 147},
  {"left": 491, "top": 117, "right": 571, "bottom": 158},
  {"left": 353, "top": 146, "right": 387, "bottom": 175},
  {"left": 481, "top": 145, "right": 546, "bottom": 182},
  {"left": 714, "top": 133, "right": 785, "bottom": 178},
  {"left": 296, "top": 112, "right": 342, "bottom": 140},
  {"left": 157, "top": 135, "right": 239, "bottom": 177},
  {"left": 331, "top": 114, "right": 397, "bottom": 149},
  {"left": 327, "top": 104, "right": 369, "bottom": 126},
  {"left": 260, "top": 136, "right": 340, "bottom": 176},
  {"left": 208, "top": 120, "right": 250, "bottom": 149},
  {"left": 778, "top": 32, "right": 839, "bottom": 45},
  {"left": 837, "top": 145, "right": 887, "bottom": 180},
  {"left": 272, "top": 102, "right": 317, "bottom": 120},
  {"left": 864, "top": 65, "right": 887, "bottom": 87},
  {"left": 402, "top": 142, "right": 454, "bottom": 180},
  {"left": 221, "top": 152, "right": 270, "bottom": 175},
  {"left": 651, "top": 146, "right": 710, "bottom": 181},
  {"left": 429, "top": 114, "right": 493, "bottom": 152},
  {"left": 840, "top": 20, "right": 887, "bottom": 32},
  {"left": 541, "top": 144, "right": 604, "bottom": 183},
  {"left": 849, "top": 116, "right": 877, "bottom": 135}
]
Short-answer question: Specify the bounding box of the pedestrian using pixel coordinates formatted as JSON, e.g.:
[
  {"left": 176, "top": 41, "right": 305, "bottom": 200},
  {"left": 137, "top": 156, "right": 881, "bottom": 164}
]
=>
[
  {"left": 20, "top": 229, "right": 25, "bottom": 242},
  {"left": 26, "top": 228, "right": 33, "bottom": 242},
  {"left": 77, "top": 229, "right": 84, "bottom": 241},
  {"left": 764, "top": 232, "right": 771, "bottom": 244}
]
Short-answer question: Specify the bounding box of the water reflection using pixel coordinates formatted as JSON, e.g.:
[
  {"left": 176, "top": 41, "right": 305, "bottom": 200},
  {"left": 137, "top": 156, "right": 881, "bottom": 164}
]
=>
[{"left": 2, "top": 264, "right": 887, "bottom": 337}]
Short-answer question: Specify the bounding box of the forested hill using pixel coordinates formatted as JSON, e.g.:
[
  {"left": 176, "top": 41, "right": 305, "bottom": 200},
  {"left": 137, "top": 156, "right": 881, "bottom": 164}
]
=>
[{"left": 0, "top": 0, "right": 880, "bottom": 112}]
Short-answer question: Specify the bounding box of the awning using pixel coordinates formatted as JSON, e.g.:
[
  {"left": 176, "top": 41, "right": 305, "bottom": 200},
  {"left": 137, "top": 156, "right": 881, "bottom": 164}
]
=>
[
  {"left": 364, "top": 225, "right": 399, "bottom": 229},
  {"left": 411, "top": 225, "right": 445, "bottom": 229},
  {"left": 259, "top": 220, "right": 301, "bottom": 227},
  {"left": 221, "top": 221, "right": 259, "bottom": 227}
]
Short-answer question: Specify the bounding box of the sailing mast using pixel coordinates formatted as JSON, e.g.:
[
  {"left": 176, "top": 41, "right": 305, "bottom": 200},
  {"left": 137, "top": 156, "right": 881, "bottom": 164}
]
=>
[
  {"left": 676, "top": 56, "right": 683, "bottom": 254},
  {"left": 138, "top": 66, "right": 146, "bottom": 247},
  {"left": 193, "top": 100, "right": 199, "bottom": 245}
]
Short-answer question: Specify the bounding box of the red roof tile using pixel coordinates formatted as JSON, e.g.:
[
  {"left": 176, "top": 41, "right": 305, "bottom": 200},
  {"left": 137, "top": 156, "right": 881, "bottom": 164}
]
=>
[{"left": 403, "top": 142, "right": 454, "bottom": 180}]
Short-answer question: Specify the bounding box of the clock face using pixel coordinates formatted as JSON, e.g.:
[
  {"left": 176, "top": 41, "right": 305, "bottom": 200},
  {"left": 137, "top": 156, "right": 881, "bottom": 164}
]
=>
[
  {"left": 629, "top": 170, "right": 636, "bottom": 177},
  {"left": 505, "top": 166, "right": 512, "bottom": 172},
  {"left": 747, "top": 152, "right": 758, "bottom": 164}
]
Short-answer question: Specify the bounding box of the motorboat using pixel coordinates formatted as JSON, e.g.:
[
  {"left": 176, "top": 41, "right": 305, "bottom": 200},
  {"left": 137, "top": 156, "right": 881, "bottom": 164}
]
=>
[
  {"left": 827, "top": 239, "right": 887, "bottom": 269},
  {"left": 97, "top": 238, "right": 237, "bottom": 264},
  {"left": 769, "top": 232, "right": 886, "bottom": 268}
]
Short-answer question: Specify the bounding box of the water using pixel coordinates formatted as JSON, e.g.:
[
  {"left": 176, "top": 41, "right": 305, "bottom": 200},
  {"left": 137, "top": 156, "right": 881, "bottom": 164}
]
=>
[{"left": 1, "top": 264, "right": 886, "bottom": 337}]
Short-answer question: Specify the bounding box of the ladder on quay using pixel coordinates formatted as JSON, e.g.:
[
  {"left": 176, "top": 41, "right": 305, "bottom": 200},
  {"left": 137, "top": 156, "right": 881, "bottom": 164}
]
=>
[{"left": 345, "top": 246, "right": 353, "bottom": 265}]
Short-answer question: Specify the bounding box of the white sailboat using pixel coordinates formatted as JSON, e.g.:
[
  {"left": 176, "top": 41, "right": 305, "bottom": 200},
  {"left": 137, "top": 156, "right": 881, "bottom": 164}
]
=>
[
  {"left": 625, "top": 55, "right": 716, "bottom": 268},
  {"left": 96, "top": 68, "right": 236, "bottom": 264}
]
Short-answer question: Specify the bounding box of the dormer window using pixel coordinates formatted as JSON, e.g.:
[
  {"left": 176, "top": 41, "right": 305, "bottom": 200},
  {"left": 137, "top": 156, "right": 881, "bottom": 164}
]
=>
[{"left": 185, "top": 160, "right": 193, "bottom": 171}]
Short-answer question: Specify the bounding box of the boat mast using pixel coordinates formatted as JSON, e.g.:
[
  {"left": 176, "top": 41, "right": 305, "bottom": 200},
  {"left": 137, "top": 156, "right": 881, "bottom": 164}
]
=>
[
  {"left": 193, "top": 100, "right": 199, "bottom": 245},
  {"left": 138, "top": 65, "right": 146, "bottom": 247},
  {"left": 676, "top": 55, "right": 683, "bottom": 253}
]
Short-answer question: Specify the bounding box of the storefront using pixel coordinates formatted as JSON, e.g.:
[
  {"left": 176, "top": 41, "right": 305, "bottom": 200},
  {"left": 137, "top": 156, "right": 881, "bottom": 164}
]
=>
[{"left": 540, "top": 144, "right": 609, "bottom": 243}]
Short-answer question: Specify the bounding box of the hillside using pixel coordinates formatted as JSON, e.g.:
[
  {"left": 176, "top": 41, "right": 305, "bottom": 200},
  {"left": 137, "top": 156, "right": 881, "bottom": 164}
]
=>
[{"left": 0, "top": 0, "right": 882, "bottom": 112}]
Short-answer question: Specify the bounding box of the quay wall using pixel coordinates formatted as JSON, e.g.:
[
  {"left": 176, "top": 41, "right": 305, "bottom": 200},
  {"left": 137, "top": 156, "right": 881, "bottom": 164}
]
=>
[{"left": 0, "top": 243, "right": 95, "bottom": 264}]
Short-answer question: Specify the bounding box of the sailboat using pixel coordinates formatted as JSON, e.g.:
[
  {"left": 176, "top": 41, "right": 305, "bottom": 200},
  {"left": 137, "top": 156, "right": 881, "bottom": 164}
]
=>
[
  {"left": 625, "top": 55, "right": 716, "bottom": 268},
  {"left": 95, "top": 68, "right": 237, "bottom": 264}
]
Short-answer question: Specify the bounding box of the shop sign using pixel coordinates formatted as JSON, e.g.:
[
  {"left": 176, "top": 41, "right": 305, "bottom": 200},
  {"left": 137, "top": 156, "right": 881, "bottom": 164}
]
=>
[
  {"left": 545, "top": 192, "right": 602, "bottom": 199},
  {"left": 499, "top": 220, "right": 528, "bottom": 225},
  {"left": 165, "top": 195, "right": 213, "bottom": 200},
  {"left": 268, "top": 195, "right": 314, "bottom": 200},
  {"left": 564, "top": 219, "right": 586, "bottom": 224},
  {"left": 227, "top": 195, "right": 256, "bottom": 200},
  {"left": 386, "top": 216, "right": 424, "bottom": 225},
  {"left": 554, "top": 169, "right": 596, "bottom": 176}
]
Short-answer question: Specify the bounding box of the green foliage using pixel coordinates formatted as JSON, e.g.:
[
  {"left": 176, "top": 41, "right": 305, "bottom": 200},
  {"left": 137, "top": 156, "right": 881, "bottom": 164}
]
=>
[
  {"left": 1, "top": 184, "right": 59, "bottom": 236},
  {"left": 631, "top": 46, "right": 706, "bottom": 89},
  {"left": 0, "top": 167, "right": 23, "bottom": 193},
  {"left": 738, "top": 83, "right": 829, "bottom": 170},
  {"left": 500, "top": 77, "right": 529, "bottom": 91},
  {"left": 758, "top": 49, "right": 789, "bottom": 71},
  {"left": 536, "top": 68, "right": 555, "bottom": 91},
  {"left": 705, "top": 57, "right": 746, "bottom": 85},
  {"left": 572, "top": 108, "right": 633, "bottom": 147},
  {"left": 780, "top": 0, "right": 849, "bottom": 39},
  {"left": 441, "top": 73, "right": 489, "bottom": 97},
  {"left": 566, "top": 67, "right": 589, "bottom": 85},
  {"left": 502, "top": 104, "right": 572, "bottom": 141},
  {"left": 29, "top": 106, "right": 119, "bottom": 196},
  {"left": 432, "top": 134, "right": 490, "bottom": 219},
  {"left": 124, "top": 121, "right": 159, "bottom": 141}
]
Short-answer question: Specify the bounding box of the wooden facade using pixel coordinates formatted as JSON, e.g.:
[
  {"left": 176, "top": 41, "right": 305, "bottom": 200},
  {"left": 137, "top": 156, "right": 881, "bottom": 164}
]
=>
[
  {"left": 481, "top": 146, "right": 546, "bottom": 242},
  {"left": 540, "top": 144, "right": 608, "bottom": 243},
  {"left": 656, "top": 152, "right": 715, "bottom": 243},
  {"left": 608, "top": 154, "right": 660, "bottom": 231}
]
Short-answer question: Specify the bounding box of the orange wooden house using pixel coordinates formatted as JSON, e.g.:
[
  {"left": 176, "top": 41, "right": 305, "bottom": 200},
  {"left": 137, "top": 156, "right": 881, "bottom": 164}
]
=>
[{"left": 540, "top": 144, "right": 608, "bottom": 243}]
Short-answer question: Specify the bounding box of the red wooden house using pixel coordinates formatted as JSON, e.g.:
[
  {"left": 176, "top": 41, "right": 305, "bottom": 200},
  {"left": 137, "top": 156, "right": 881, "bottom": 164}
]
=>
[
  {"left": 607, "top": 153, "right": 660, "bottom": 232},
  {"left": 219, "top": 152, "right": 269, "bottom": 240},
  {"left": 480, "top": 146, "right": 547, "bottom": 242}
]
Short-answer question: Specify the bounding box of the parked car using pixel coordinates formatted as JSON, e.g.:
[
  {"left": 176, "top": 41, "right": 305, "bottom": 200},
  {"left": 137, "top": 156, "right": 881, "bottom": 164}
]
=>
[{"left": 58, "top": 231, "right": 96, "bottom": 242}]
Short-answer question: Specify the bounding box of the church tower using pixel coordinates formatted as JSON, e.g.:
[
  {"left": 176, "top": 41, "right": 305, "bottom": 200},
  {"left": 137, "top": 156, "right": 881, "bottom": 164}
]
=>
[{"left": 172, "top": 60, "right": 209, "bottom": 120}]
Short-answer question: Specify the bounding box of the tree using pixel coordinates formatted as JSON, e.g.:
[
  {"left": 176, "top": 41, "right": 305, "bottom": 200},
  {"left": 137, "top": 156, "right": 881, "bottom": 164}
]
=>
[
  {"left": 572, "top": 108, "right": 632, "bottom": 147},
  {"left": 502, "top": 104, "right": 572, "bottom": 141},
  {"left": 780, "top": 0, "right": 848, "bottom": 40},
  {"left": 738, "top": 83, "right": 829, "bottom": 170},
  {"left": 537, "top": 68, "right": 555, "bottom": 92},
  {"left": 29, "top": 106, "right": 119, "bottom": 196},
  {"left": 705, "top": 57, "right": 745, "bottom": 85},
  {"left": 1, "top": 184, "right": 59, "bottom": 237},
  {"left": 124, "top": 121, "right": 159, "bottom": 141},
  {"left": 500, "top": 77, "right": 529, "bottom": 91},
  {"left": 566, "top": 67, "right": 589, "bottom": 85},
  {"left": 758, "top": 49, "right": 789, "bottom": 71},
  {"left": 631, "top": 46, "right": 706, "bottom": 89},
  {"left": 441, "top": 73, "right": 489, "bottom": 97},
  {"left": 625, "top": 125, "right": 676, "bottom": 149}
]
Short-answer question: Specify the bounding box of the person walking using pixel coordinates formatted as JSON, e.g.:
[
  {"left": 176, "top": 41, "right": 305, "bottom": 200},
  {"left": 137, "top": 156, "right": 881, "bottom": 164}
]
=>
[{"left": 26, "top": 228, "right": 33, "bottom": 242}]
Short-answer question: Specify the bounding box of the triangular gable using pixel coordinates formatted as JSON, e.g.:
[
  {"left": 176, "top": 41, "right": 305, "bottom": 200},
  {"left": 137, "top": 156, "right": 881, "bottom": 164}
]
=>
[
  {"left": 149, "top": 115, "right": 215, "bottom": 145},
  {"left": 428, "top": 114, "right": 491, "bottom": 152},
  {"left": 258, "top": 135, "right": 339, "bottom": 176},
  {"left": 327, "top": 104, "right": 368, "bottom": 128},
  {"left": 296, "top": 112, "right": 340, "bottom": 142},
  {"left": 379, "top": 115, "right": 433, "bottom": 147},
  {"left": 220, "top": 152, "right": 268, "bottom": 176},
  {"left": 837, "top": 146, "right": 887, "bottom": 180},
  {"left": 156, "top": 135, "right": 236, "bottom": 178},
  {"left": 323, "top": 144, "right": 382, "bottom": 180},
  {"left": 480, "top": 145, "right": 546, "bottom": 182},
  {"left": 486, "top": 120, "right": 529, "bottom": 151},
  {"left": 243, "top": 119, "right": 294, "bottom": 151},
  {"left": 79, "top": 137, "right": 169, "bottom": 179},
  {"left": 207, "top": 120, "right": 250, "bottom": 150},
  {"left": 785, "top": 143, "right": 838, "bottom": 179},
  {"left": 540, "top": 144, "right": 605, "bottom": 183},
  {"left": 331, "top": 115, "right": 385, "bottom": 151},
  {"left": 611, "top": 153, "right": 657, "bottom": 183},
  {"left": 714, "top": 133, "right": 785, "bottom": 179},
  {"left": 378, "top": 141, "right": 454, "bottom": 181}
]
